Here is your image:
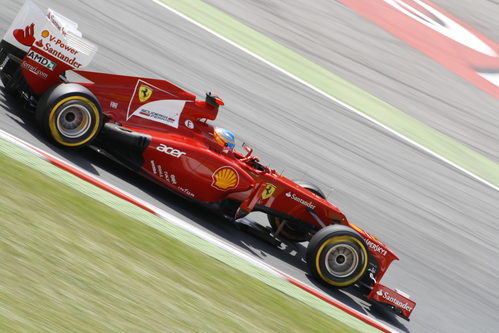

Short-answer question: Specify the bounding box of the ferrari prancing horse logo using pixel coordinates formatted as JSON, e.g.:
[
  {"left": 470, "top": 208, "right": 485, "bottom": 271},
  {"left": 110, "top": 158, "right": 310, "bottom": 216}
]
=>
[
  {"left": 261, "top": 183, "right": 276, "bottom": 200},
  {"left": 138, "top": 84, "right": 153, "bottom": 102}
]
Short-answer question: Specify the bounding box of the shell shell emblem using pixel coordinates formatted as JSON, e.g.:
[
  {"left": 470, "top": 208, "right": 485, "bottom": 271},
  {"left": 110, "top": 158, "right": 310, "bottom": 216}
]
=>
[{"left": 212, "top": 166, "right": 239, "bottom": 191}]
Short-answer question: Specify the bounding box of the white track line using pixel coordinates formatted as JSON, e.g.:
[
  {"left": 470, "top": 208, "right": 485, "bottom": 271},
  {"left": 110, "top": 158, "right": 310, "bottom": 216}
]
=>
[{"left": 151, "top": 0, "right": 498, "bottom": 193}]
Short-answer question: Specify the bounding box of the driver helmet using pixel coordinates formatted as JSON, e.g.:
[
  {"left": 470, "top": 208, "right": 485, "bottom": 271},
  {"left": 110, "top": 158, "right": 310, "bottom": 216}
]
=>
[{"left": 214, "top": 127, "right": 236, "bottom": 151}]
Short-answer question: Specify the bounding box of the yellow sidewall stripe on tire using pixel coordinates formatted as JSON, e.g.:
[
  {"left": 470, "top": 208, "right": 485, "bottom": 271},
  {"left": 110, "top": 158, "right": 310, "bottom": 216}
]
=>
[
  {"left": 315, "top": 235, "right": 368, "bottom": 287},
  {"left": 48, "top": 96, "right": 100, "bottom": 147}
]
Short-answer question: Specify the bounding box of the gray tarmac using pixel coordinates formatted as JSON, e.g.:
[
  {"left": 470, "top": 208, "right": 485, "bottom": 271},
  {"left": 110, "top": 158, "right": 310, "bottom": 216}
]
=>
[
  {"left": 205, "top": 0, "right": 499, "bottom": 163},
  {"left": 1, "top": 1, "right": 498, "bottom": 332}
]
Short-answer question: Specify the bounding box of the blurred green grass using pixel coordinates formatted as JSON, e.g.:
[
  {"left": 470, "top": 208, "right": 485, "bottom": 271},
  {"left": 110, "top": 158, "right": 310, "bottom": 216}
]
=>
[{"left": 0, "top": 153, "right": 359, "bottom": 332}]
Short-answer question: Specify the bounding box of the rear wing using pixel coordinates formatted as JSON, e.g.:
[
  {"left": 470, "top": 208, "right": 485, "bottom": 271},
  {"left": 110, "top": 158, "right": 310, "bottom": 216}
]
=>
[{"left": 1, "top": 0, "right": 97, "bottom": 94}]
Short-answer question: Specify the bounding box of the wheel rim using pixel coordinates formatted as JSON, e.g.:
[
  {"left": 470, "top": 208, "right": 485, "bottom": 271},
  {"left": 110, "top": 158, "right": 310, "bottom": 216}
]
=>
[
  {"left": 56, "top": 103, "right": 92, "bottom": 138},
  {"left": 324, "top": 243, "right": 359, "bottom": 278}
]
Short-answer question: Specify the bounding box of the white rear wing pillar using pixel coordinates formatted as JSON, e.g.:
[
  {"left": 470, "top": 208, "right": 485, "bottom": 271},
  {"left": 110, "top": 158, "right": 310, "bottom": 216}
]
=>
[{"left": 1, "top": 0, "right": 97, "bottom": 94}]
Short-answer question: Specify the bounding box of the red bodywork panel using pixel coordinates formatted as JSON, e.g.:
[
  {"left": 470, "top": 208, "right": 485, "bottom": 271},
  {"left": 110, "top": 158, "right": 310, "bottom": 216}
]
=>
[
  {"left": 59, "top": 68, "right": 416, "bottom": 318},
  {"left": 369, "top": 283, "right": 416, "bottom": 319},
  {"left": 78, "top": 71, "right": 351, "bottom": 221},
  {"left": 74, "top": 70, "right": 399, "bottom": 283},
  {"left": 52, "top": 68, "right": 416, "bottom": 317},
  {"left": 3, "top": 2, "right": 415, "bottom": 320},
  {"left": 349, "top": 223, "right": 398, "bottom": 282}
]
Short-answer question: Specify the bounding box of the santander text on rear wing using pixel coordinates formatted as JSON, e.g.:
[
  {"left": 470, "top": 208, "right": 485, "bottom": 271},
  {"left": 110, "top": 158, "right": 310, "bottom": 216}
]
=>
[{"left": 1, "top": 0, "right": 97, "bottom": 94}]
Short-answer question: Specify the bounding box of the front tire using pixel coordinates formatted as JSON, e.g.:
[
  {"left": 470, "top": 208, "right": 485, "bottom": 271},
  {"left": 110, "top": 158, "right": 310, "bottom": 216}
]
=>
[
  {"left": 306, "top": 225, "right": 368, "bottom": 288},
  {"left": 36, "top": 83, "right": 103, "bottom": 148}
]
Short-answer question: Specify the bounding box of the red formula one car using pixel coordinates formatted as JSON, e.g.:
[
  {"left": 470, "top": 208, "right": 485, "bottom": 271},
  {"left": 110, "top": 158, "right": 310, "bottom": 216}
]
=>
[{"left": 1, "top": 0, "right": 415, "bottom": 320}]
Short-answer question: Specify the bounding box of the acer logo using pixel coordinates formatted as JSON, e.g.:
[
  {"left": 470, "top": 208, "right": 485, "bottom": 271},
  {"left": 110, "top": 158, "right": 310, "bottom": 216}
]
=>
[{"left": 156, "top": 144, "right": 185, "bottom": 158}]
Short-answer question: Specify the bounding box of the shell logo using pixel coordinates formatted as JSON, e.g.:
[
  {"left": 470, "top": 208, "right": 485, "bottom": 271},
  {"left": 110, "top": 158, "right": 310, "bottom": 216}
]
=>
[{"left": 212, "top": 166, "right": 239, "bottom": 191}]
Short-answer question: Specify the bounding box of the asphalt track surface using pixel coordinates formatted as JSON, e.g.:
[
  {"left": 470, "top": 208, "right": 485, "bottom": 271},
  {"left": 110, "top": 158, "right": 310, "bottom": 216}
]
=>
[
  {"left": 205, "top": 0, "right": 499, "bottom": 165},
  {"left": 1, "top": 1, "right": 498, "bottom": 332}
]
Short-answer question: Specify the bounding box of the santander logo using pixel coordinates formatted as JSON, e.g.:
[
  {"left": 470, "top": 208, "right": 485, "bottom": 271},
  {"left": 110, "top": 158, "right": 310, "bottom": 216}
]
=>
[
  {"left": 285, "top": 192, "right": 316, "bottom": 209},
  {"left": 377, "top": 289, "right": 414, "bottom": 312},
  {"left": 13, "top": 23, "right": 35, "bottom": 47}
]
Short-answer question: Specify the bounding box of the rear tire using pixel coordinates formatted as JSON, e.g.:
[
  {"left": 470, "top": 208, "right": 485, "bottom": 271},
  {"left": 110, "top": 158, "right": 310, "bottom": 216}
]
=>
[
  {"left": 306, "top": 225, "right": 368, "bottom": 288},
  {"left": 268, "top": 181, "right": 325, "bottom": 242},
  {"left": 36, "top": 83, "right": 103, "bottom": 148}
]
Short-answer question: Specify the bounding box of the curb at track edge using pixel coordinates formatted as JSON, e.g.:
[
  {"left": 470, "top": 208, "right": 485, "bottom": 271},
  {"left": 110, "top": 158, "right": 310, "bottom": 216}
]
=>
[{"left": 0, "top": 128, "right": 396, "bottom": 333}]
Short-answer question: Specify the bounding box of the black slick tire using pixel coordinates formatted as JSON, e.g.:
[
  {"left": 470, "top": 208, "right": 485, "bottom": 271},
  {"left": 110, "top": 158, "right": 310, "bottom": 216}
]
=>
[
  {"left": 36, "top": 83, "right": 103, "bottom": 148},
  {"left": 306, "top": 225, "right": 368, "bottom": 288}
]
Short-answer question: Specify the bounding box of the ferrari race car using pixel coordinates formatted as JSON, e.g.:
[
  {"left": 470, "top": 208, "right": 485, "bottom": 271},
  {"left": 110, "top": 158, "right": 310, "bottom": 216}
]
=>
[{"left": 0, "top": 0, "right": 416, "bottom": 320}]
